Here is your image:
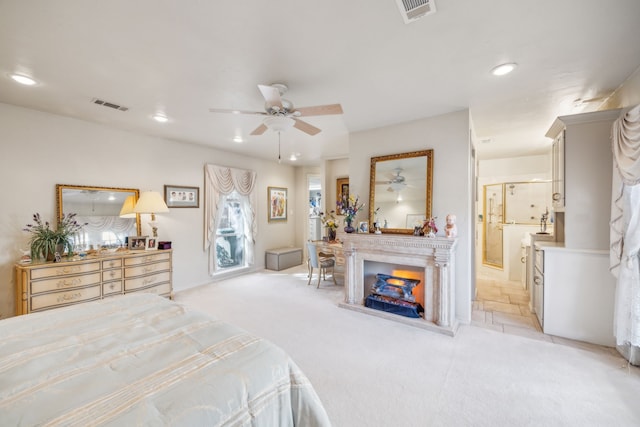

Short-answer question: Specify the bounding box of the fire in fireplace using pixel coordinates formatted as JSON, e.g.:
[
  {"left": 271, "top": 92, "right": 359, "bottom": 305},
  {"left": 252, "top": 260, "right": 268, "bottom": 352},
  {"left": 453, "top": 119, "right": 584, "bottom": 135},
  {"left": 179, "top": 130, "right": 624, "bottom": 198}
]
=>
[{"left": 365, "top": 273, "right": 424, "bottom": 318}]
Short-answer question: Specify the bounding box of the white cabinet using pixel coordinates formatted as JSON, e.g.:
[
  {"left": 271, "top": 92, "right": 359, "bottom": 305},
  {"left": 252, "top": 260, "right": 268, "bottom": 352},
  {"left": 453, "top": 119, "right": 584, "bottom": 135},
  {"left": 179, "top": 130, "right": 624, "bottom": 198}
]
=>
[
  {"left": 535, "top": 243, "right": 615, "bottom": 346},
  {"left": 551, "top": 131, "right": 565, "bottom": 210},
  {"left": 545, "top": 109, "right": 621, "bottom": 249},
  {"left": 309, "top": 216, "right": 322, "bottom": 241}
]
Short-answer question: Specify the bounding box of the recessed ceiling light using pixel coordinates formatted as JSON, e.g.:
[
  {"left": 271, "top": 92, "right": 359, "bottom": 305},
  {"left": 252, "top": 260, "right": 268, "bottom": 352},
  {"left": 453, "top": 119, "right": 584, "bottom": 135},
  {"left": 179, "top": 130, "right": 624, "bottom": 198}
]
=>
[
  {"left": 152, "top": 114, "right": 168, "bottom": 123},
  {"left": 491, "top": 63, "right": 517, "bottom": 76},
  {"left": 9, "top": 73, "right": 37, "bottom": 86},
  {"left": 233, "top": 136, "right": 243, "bottom": 143}
]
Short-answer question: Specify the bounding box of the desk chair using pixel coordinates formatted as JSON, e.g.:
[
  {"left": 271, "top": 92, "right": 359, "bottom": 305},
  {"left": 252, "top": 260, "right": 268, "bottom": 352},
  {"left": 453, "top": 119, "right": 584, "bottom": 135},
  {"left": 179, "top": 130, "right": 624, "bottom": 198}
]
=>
[{"left": 306, "top": 242, "right": 337, "bottom": 288}]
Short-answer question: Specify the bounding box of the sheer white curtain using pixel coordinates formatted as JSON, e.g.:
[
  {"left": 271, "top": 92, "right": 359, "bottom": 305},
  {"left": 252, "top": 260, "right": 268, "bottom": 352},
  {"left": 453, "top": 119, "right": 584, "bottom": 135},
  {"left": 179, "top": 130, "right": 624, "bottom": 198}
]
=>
[
  {"left": 609, "top": 105, "right": 640, "bottom": 349},
  {"left": 204, "top": 164, "right": 257, "bottom": 275}
]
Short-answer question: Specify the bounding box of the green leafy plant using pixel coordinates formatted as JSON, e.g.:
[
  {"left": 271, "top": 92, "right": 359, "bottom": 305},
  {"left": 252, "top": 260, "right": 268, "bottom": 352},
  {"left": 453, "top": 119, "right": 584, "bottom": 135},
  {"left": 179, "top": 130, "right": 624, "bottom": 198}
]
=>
[{"left": 24, "top": 213, "right": 86, "bottom": 260}]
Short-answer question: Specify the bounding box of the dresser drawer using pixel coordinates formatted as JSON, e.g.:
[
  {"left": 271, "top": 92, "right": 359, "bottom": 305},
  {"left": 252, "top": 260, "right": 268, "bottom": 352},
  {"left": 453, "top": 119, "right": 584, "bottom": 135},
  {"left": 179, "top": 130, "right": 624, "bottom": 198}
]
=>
[
  {"left": 124, "top": 252, "right": 171, "bottom": 267},
  {"left": 31, "top": 272, "right": 101, "bottom": 295},
  {"left": 103, "top": 280, "right": 123, "bottom": 295},
  {"left": 102, "top": 269, "right": 122, "bottom": 282},
  {"left": 124, "top": 271, "right": 171, "bottom": 292},
  {"left": 127, "top": 281, "right": 172, "bottom": 297},
  {"left": 30, "top": 285, "right": 101, "bottom": 312},
  {"left": 102, "top": 258, "right": 122, "bottom": 269},
  {"left": 124, "top": 261, "right": 171, "bottom": 278},
  {"left": 30, "top": 262, "right": 100, "bottom": 280}
]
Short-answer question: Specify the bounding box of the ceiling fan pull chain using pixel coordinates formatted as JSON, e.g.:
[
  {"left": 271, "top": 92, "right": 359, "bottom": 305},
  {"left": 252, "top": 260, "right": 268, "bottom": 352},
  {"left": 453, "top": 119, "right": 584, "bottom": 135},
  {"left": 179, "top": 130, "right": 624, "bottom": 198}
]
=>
[{"left": 278, "top": 131, "right": 281, "bottom": 163}]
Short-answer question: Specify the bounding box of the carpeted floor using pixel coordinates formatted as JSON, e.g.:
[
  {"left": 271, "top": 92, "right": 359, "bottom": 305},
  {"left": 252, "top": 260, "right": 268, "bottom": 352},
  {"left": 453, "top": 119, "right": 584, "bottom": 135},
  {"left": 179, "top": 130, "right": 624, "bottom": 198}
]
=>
[{"left": 175, "top": 265, "right": 640, "bottom": 427}]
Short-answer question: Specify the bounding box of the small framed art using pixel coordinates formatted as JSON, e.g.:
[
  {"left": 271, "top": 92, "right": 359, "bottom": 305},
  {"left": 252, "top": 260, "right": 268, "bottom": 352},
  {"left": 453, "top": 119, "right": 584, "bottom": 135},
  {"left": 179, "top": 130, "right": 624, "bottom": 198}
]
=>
[
  {"left": 146, "top": 237, "right": 158, "bottom": 251},
  {"left": 164, "top": 185, "right": 199, "bottom": 208},
  {"left": 268, "top": 186, "right": 287, "bottom": 222},
  {"left": 358, "top": 221, "right": 369, "bottom": 233},
  {"left": 128, "top": 236, "right": 148, "bottom": 250},
  {"left": 336, "top": 177, "right": 349, "bottom": 214}
]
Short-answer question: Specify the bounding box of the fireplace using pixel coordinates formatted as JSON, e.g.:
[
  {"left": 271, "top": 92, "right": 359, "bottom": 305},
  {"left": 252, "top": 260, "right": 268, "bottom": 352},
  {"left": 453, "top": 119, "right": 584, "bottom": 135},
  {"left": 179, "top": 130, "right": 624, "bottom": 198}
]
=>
[
  {"left": 339, "top": 233, "right": 458, "bottom": 336},
  {"left": 365, "top": 273, "right": 424, "bottom": 318}
]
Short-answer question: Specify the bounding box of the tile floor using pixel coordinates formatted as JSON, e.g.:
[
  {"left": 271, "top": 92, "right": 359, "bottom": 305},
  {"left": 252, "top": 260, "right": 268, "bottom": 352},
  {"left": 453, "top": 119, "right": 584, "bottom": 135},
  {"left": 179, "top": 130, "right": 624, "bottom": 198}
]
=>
[{"left": 472, "top": 274, "right": 624, "bottom": 357}]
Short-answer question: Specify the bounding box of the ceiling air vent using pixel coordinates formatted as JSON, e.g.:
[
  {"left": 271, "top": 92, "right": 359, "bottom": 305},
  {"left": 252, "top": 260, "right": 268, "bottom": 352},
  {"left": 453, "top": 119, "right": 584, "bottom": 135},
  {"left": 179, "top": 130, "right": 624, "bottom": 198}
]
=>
[
  {"left": 395, "top": 0, "right": 436, "bottom": 24},
  {"left": 92, "top": 98, "right": 129, "bottom": 112}
]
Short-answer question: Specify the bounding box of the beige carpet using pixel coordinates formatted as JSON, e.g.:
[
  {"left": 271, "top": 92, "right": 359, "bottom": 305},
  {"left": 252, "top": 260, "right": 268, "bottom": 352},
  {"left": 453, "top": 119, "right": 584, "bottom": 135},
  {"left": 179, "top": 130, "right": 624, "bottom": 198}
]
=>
[{"left": 175, "top": 265, "right": 640, "bottom": 427}]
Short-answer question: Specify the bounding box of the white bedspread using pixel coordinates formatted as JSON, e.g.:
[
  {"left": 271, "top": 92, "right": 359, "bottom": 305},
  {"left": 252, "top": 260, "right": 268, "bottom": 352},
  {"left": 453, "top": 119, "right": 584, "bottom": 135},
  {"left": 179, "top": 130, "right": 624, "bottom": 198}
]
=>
[{"left": 0, "top": 294, "right": 331, "bottom": 426}]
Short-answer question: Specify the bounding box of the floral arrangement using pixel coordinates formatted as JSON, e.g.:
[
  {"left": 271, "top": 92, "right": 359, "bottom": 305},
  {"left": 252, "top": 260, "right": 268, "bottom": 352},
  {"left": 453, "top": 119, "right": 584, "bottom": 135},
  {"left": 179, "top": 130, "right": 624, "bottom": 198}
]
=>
[
  {"left": 320, "top": 210, "right": 339, "bottom": 230},
  {"left": 337, "top": 194, "right": 365, "bottom": 224},
  {"left": 24, "top": 213, "right": 86, "bottom": 260}
]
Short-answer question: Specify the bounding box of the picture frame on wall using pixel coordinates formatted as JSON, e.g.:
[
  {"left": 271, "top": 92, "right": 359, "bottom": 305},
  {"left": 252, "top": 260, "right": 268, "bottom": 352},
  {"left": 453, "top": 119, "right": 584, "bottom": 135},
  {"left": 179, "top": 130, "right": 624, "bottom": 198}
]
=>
[
  {"left": 164, "top": 185, "right": 199, "bottom": 208},
  {"left": 128, "top": 236, "right": 148, "bottom": 250},
  {"left": 268, "top": 186, "right": 287, "bottom": 222},
  {"left": 145, "top": 237, "right": 158, "bottom": 251},
  {"left": 336, "top": 177, "right": 349, "bottom": 215}
]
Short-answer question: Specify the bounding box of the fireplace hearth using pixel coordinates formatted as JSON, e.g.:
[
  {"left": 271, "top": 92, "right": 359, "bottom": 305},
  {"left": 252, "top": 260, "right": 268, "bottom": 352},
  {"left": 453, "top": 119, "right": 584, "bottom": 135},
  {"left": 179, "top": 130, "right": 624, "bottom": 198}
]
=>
[{"left": 339, "top": 233, "right": 458, "bottom": 336}]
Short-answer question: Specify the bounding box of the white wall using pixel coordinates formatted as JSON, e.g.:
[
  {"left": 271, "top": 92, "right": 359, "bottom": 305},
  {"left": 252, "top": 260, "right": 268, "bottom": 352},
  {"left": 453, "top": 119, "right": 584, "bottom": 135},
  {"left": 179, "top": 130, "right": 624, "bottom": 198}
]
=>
[
  {"left": 0, "top": 103, "right": 299, "bottom": 318},
  {"left": 349, "top": 110, "right": 474, "bottom": 324}
]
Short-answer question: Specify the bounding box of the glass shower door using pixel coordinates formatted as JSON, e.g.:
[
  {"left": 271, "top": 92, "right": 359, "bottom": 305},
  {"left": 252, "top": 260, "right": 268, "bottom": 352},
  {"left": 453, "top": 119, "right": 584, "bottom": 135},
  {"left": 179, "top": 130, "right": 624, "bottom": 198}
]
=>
[{"left": 483, "top": 184, "right": 504, "bottom": 268}]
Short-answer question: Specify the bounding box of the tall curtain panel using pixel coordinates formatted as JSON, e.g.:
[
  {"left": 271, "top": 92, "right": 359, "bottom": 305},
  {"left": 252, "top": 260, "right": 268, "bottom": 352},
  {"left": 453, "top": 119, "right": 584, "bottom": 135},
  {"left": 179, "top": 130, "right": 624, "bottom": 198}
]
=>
[
  {"left": 204, "top": 165, "right": 257, "bottom": 276},
  {"left": 609, "top": 105, "right": 640, "bottom": 357}
]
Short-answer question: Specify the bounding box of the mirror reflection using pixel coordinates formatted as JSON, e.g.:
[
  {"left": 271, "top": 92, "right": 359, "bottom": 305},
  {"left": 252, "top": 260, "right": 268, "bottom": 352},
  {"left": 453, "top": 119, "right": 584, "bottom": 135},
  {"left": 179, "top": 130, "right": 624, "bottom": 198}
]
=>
[
  {"left": 369, "top": 150, "right": 433, "bottom": 234},
  {"left": 56, "top": 184, "right": 141, "bottom": 249}
]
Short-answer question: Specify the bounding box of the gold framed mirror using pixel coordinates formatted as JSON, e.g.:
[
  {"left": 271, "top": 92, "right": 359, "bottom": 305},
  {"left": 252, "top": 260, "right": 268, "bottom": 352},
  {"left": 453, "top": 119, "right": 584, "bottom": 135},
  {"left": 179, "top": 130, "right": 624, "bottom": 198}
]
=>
[
  {"left": 56, "top": 184, "right": 141, "bottom": 248},
  {"left": 369, "top": 150, "right": 433, "bottom": 234}
]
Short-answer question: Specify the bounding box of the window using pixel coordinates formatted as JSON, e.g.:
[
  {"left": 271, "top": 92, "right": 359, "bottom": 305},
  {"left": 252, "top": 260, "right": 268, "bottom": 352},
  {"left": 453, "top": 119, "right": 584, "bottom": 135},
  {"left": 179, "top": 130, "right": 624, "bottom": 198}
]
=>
[{"left": 214, "top": 191, "right": 247, "bottom": 271}]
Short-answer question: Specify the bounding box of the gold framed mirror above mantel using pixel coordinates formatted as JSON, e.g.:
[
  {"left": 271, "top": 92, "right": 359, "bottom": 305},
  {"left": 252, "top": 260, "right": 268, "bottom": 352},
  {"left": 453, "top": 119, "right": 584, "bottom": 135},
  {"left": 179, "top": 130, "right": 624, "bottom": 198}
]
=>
[
  {"left": 56, "top": 184, "right": 141, "bottom": 248},
  {"left": 369, "top": 149, "right": 433, "bottom": 235}
]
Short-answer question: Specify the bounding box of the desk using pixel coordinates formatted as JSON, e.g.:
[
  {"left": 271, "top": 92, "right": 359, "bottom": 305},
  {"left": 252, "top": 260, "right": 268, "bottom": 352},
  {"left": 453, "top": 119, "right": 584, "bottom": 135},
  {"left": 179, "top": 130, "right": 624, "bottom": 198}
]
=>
[{"left": 310, "top": 241, "right": 345, "bottom": 281}]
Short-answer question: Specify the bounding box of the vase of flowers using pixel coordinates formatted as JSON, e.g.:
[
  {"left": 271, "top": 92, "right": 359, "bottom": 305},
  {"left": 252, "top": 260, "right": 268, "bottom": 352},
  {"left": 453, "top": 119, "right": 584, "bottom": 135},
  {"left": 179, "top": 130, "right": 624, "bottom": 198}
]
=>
[
  {"left": 24, "top": 213, "right": 86, "bottom": 262},
  {"left": 320, "top": 210, "right": 339, "bottom": 242},
  {"left": 337, "top": 194, "right": 365, "bottom": 234}
]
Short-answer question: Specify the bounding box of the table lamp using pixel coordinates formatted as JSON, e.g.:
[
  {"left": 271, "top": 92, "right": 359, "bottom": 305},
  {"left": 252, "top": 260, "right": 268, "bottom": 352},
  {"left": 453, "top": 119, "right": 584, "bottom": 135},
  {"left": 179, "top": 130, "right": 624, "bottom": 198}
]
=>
[
  {"left": 119, "top": 195, "right": 137, "bottom": 218},
  {"left": 134, "top": 191, "right": 169, "bottom": 237}
]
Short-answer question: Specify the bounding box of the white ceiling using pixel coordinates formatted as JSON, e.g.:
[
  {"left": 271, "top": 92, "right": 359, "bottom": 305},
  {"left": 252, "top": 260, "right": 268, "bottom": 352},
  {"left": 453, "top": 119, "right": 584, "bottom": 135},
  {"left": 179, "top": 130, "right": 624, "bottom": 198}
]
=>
[{"left": 1, "top": 1, "right": 639, "bottom": 165}]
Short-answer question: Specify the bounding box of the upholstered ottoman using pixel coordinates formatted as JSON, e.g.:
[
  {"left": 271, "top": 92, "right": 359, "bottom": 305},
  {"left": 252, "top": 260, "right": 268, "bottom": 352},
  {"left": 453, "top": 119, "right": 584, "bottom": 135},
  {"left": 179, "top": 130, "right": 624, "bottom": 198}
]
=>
[{"left": 265, "top": 247, "right": 303, "bottom": 271}]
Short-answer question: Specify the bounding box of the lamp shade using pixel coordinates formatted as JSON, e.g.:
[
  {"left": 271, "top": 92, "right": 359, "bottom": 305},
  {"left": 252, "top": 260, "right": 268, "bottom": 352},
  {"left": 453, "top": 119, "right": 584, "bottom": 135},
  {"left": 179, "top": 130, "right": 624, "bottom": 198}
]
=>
[
  {"left": 134, "top": 191, "right": 169, "bottom": 214},
  {"left": 119, "top": 195, "right": 137, "bottom": 218}
]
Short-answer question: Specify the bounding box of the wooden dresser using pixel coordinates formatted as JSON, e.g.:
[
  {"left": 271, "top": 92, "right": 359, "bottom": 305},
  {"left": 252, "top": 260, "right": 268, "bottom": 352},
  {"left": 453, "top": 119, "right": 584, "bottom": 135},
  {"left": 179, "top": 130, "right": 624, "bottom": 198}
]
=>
[{"left": 15, "top": 249, "right": 173, "bottom": 315}]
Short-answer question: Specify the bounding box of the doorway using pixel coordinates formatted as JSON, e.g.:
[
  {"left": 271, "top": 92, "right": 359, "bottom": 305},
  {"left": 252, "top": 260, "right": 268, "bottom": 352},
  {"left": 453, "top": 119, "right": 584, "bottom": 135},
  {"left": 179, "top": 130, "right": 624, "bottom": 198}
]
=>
[{"left": 308, "top": 174, "right": 322, "bottom": 242}]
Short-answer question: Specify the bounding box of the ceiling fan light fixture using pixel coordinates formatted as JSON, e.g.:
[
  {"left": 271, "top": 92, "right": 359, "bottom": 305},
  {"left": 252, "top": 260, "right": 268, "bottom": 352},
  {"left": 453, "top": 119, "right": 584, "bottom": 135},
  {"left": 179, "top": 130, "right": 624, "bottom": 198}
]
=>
[
  {"left": 263, "top": 115, "right": 295, "bottom": 132},
  {"left": 491, "top": 63, "right": 517, "bottom": 76}
]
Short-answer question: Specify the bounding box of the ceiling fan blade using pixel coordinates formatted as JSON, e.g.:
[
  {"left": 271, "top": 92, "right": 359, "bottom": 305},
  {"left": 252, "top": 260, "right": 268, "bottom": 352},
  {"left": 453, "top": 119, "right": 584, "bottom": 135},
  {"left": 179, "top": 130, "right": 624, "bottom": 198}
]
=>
[
  {"left": 258, "top": 85, "right": 283, "bottom": 109},
  {"left": 293, "top": 118, "right": 321, "bottom": 136},
  {"left": 209, "top": 108, "right": 266, "bottom": 116},
  {"left": 294, "top": 104, "right": 343, "bottom": 116},
  {"left": 250, "top": 123, "right": 268, "bottom": 135}
]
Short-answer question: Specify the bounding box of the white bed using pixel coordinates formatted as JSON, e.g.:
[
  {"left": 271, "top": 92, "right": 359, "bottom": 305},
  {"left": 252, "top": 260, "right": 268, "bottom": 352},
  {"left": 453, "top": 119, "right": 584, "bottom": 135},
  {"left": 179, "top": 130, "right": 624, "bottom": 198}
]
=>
[{"left": 0, "top": 293, "right": 331, "bottom": 426}]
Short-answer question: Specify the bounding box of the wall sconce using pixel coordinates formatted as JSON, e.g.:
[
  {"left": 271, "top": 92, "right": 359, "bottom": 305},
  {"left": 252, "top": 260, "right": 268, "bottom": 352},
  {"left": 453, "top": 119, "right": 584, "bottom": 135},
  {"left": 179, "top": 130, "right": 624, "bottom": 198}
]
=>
[{"left": 134, "top": 191, "right": 169, "bottom": 237}]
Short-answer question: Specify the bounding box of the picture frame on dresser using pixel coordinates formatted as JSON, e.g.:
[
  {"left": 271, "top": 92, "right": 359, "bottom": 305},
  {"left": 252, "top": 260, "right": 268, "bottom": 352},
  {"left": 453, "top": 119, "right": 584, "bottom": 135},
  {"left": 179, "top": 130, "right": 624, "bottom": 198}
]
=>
[
  {"left": 128, "top": 236, "right": 148, "bottom": 250},
  {"left": 146, "top": 237, "right": 158, "bottom": 251}
]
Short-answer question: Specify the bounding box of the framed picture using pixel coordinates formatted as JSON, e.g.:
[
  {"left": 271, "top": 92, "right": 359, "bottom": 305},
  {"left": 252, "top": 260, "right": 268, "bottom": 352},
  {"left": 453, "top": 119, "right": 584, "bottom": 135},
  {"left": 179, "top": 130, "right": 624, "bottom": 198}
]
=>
[
  {"left": 336, "top": 177, "right": 349, "bottom": 215},
  {"left": 164, "top": 185, "right": 199, "bottom": 208},
  {"left": 358, "top": 221, "right": 369, "bottom": 233},
  {"left": 128, "top": 236, "right": 148, "bottom": 250},
  {"left": 145, "top": 237, "right": 158, "bottom": 251},
  {"left": 268, "top": 187, "right": 287, "bottom": 222}
]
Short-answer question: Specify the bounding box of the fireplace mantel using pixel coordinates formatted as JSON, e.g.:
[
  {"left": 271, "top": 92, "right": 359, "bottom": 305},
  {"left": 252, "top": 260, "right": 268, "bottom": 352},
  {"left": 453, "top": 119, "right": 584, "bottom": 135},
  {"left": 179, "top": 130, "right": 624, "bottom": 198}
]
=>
[{"left": 339, "top": 233, "right": 458, "bottom": 336}]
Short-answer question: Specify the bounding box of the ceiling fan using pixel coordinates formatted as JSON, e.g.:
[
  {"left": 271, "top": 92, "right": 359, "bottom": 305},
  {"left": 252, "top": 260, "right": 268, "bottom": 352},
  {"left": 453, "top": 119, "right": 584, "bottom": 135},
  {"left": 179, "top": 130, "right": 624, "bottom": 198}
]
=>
[
  {"left": 376, "top": 167, "right": 408, "bottom": 192},
  {"left": 209, "top": 83, "right": 343, "bottom": 136}
]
